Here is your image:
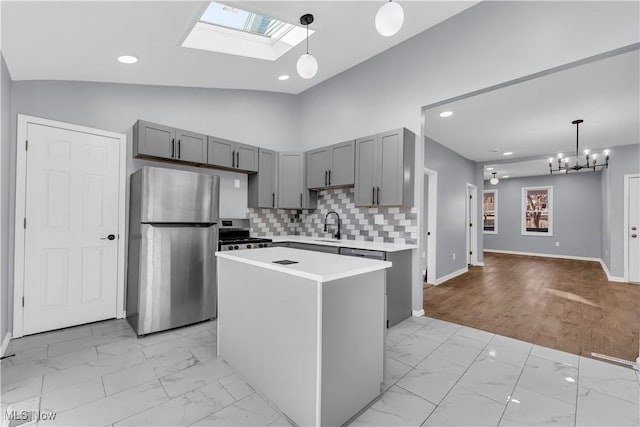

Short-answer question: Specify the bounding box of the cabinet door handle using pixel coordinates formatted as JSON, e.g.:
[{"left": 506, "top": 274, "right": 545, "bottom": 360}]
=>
[
  {"left": 325, "top": 170, "right": 328, "bottom": 186},
  {"left": 177, "top": 140, "right": 181, "bottom": 159},
  {"left": 232, "top": 150, "right": 235, "bottom": 168},
  {"left": 236, "top": 152, "right": 240, "bottom": 168},
  {"left": 272, "top": 193, "right": 275, "bottom": 208},
  {"left": 376, "top": 187, "right": 380, "bottom": 205},
  {"left": 171, "top": 138, "right": 175, "bottom": 158},
  {"left": 300, "top": 193, "right": 303, "bottom": 208},
  {"left": 328, "top": 170, "right": 331, "bottom": 186},
  {"left": 372, "top": 187, "right": 375, "bottom": 205}
]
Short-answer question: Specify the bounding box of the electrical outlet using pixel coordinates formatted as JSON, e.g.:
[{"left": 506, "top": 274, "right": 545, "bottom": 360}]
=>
[
  {"left": 452, "top": 253, "right": 456, "bottom": 260},
  {"left": 555, "top": 241, "right": 560, "bottom": 247},
  {"left": 234, "top": 179, "right": 240, "bottom": 189},
  {"left": 422, "top": 251, "right": 426, "bottom": 258}
]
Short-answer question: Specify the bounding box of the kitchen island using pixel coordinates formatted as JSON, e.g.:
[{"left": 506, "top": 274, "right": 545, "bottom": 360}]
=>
[{"left": 215, "top": 247, "right": 391, "bottom": 426}]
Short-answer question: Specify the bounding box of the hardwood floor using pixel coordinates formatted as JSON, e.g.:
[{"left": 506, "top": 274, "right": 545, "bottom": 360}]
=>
[{"left": 424, "top": 253, "right": 639, "bottom": 363}]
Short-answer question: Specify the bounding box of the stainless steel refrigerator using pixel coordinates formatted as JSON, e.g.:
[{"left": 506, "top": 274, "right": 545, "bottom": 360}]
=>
[{"left": 126, "top": 167, "right": 220, "bottom": 336}]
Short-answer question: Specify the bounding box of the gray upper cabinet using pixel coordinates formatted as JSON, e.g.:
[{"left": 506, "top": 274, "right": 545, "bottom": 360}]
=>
[
  {"left": 134, "top": 120, "right": 206, "bottom": 164},
  {"left": 354, "top": 135, "right": 377, "bottom": 206},
  {"left": 355, "top": 128, "right": 415, "bottom": 207},
  {"left": 207, "top": 137, "right": 234, "bottom": 169},
  {"left": 329, "top": 141, "right": 355, "bottom": 187},
  {"left": 235, "top": 143, "right": 258, "bottom": 172},
  {"left": 306, "top": 140, "right": 355, "bottom": 189},
  {"left": 279, "top": 152, "right": 317, "bottom": 209},
  {"left": 175, "top": 129, "right": 207, "bottom": 164},
  {"left": 134, "top": 120, "right": 176, "bottom": 160},
  {"left": 307, "top": 148, "right": 329, "bottom": 189},
  {"left": 248, "top": 148, "right": 276, "bottom": 208},
  {"left": 208, "top": 137, "right": 258, "bottom": 173}
]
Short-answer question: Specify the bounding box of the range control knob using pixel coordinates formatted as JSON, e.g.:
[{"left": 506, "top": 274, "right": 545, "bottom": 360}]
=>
[
  {"left": 228, "top": 246, "right": 234, "bottom": 250},
  {"left": 258, "top": 244, "right": 263, "bottom": 248},
  {"left": 234, "top": 245, "right": 239, "bottom": 250},
  {"left": 247, "top": 244, "right": 252, "bottom": 249}
]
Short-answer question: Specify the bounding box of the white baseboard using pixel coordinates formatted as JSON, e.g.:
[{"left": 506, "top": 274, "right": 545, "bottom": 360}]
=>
[
  {"left": 484, "top": 249, "right": 601, "bottom": 262},
  {"left": 412, "top": 309, "right": 425, "bottom": 317},
  {"left": 473, "top": 262, "right": 485, "bottom": 267},
  {"left": 434, "top": 267, "right": 468, "bottom": 285},
  {"left": 1, "top": 332, "right": 12, "bottom": 357},
  {"left": 599, "top": 259, "right": 627, "bottom": 283}
]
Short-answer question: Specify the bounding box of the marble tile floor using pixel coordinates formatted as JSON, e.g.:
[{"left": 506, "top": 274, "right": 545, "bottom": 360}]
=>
[{"left": 0, "top": 316, "right": 638, "bottom": 426}]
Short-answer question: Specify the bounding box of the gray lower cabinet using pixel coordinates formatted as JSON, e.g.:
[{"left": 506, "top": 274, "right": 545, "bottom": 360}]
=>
[
  {"left": 248, "top": 148, "right": 276, "bottom": 208},
  {"left": 278, "top": 242, "right": 412, "bottom": 327},
  {"left": 306, "top": 141, "right": 355, "bottom": 189},
  {"left": 134, "top": 120, "right": 206, "bottom": 164},
  {"left": 355, "top": 128, "right": 415, "bottom": 207},
  {"left": 208, "top": 137, "right": 258, "bottom": 173},
  {"left": 278, "top": 152, "right": 317, "bottom": 209}
]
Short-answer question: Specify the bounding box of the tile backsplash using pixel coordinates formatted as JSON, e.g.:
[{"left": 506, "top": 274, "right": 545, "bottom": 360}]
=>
[{"left": 248, "top": 187, "right": 417, "bottom": 245}]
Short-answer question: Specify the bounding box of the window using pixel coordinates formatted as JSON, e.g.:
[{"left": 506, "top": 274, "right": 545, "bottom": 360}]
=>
[
  {"left": 181, "top": 2, "right": 311, "bottom": 61},
  {"left": 483, "top": 190, "right": 498, "bottom": 234},
  {"left": 521, "top": 186, "right": 553, "bottom": 236}
]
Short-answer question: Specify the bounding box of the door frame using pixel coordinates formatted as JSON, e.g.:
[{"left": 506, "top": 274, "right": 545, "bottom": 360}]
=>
[
  {"left": 13, "top": 114, "right": 127, "bottom": 338},
  {"left": 623, "top": 173, "right": 640, "bottom": 283},
  {"left": 466, "top": 183, "right": 478, "bottom": 266},
  {"left": 422, "top": 168, "right": 438, "bottom": 284}
]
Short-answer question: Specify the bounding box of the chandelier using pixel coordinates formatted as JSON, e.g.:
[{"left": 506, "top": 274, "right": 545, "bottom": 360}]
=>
[{"left": 549, "top": 119, "right": 609, "bottom": 174}]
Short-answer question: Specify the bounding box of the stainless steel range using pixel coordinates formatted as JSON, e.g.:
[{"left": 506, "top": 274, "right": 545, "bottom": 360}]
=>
[{"left": 218, "top": 219, "right": 272, "bottom": 251}]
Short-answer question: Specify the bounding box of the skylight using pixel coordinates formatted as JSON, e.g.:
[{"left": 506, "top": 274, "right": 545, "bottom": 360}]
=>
[{"left": 181, "top": 2, "right": 312, "bottom": 61}]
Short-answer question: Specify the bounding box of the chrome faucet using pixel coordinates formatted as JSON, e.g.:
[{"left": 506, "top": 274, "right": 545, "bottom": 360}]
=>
[{"left": 324, "top": 210, "right": 342, "bottom": 240}]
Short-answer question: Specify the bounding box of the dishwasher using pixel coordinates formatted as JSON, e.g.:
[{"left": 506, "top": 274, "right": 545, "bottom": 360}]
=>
[{"left": 338, "top": 247, "right": 411, "bottom": 328}]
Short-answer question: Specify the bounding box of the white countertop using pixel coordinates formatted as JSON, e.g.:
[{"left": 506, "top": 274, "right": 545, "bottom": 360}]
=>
[
  {"left": 216, "top": 247, "right": 391, "bottom": 282},
  {"left": 268, "top": 235, "right": 417, "bottom": 252}
]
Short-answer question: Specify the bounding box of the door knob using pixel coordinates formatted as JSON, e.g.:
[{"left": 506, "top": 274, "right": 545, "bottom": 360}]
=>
[
  {"left": 632, "top": 234, "right": 638, "bottom": 238},
  {"left": 632, "top": 226, "right": 637, "bottom": 231},
  {"left": 101, "top": 234, "right": 116, "bottom": 241}
]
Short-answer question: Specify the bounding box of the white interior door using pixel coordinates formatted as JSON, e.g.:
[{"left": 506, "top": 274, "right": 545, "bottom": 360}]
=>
[
  {"left": 23, "top": 123, "right": 121, "bottom": 335},
  {"left": 466, "top": 184, "right": 478, "bottom": 266},
  {"left": 629, "top": 176, "right": 639, "bottom": 283}
]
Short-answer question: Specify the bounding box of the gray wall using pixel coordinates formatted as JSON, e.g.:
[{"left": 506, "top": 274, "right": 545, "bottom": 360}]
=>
[
  {"left": 6, "top": 80, "right": 299, "bottom": 336},
  {"left": 425, "top": 138, "right": 478, "bottom": 280},
  {"left": 601, "top": 144, "right": 640, "bottom": 277},
  {"left": 297, "top": 1, "right": 640, "bottom": 150},
  {"left": 10, "top": 80, "right": 300, "bottom": 219},
  {"left": 484, "top": 172, "right": 603, "bottom": 259},
  {"left": 1, "top": 54, "right": 11, "bottom": 344}
]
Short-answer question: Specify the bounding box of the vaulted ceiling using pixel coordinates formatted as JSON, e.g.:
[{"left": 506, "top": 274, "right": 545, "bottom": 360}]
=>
[{"left": 1, "top": 1, "right": 477, "bottom": 94}]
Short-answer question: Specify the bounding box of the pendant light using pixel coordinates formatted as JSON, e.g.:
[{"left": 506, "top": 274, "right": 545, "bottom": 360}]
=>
[
  {"left": 375, "top": 1, "right": 404, "bottom": 37},
  {"left": 297, "top": 14, "right": 318, "bottom": 79},
  {"left": 490, "top": 172, "right": 499, "bottom": 185},
  {"left": 548, "top": 119, "right": 610, "bottom": 174}
]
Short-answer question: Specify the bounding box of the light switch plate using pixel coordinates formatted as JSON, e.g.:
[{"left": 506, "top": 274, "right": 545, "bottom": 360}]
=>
[{"left": 234, "top": 179, "right": 240, "bottom": 188}]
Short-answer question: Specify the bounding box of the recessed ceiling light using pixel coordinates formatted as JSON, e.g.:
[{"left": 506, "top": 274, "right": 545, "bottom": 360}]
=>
[
  {"left": 503, "top": 152, "right": 513, "bottom": 156},
  {"left": 117, "top": 55, "right": 138, "bottom": 64},
  {"left": 278, "top": 74, "right": 290, "bottom": 81},
  {"left": 565, "top": 377, "right": 576, "bottom": 383},
  {"left": 486, "top": 167, "right": 494, "bottom": 171},
  {"left": 439, "top": 111, "right": 453, "bottom": 118},
  {"left": 503, "top": 175, "right": 510, "bottom": 178}
]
